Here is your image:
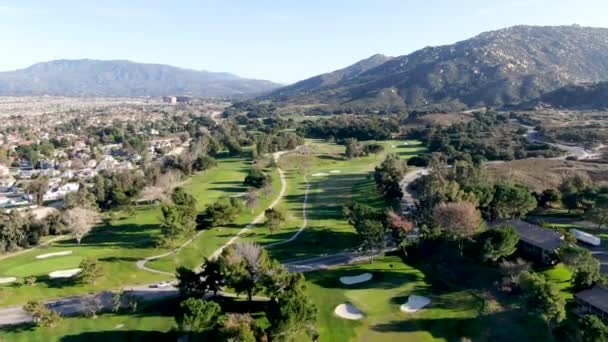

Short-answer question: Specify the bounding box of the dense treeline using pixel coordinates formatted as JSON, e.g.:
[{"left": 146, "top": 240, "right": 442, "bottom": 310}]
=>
[
  {"left": 297, "top": 115, "right": 399, "bottom": 141},
  {"left": 255, "top": 132, "right": 304, "bottom": 155},
  {"left": 410, "top": 112, "right": 560, "bottom": 162}
]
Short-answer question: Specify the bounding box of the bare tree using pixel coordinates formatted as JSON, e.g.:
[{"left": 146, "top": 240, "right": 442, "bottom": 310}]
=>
[
  {"left": 156, "top": 170, "right": 182, "bottom": 193},
  {"left": 139, "top": 186, "right": 166, "bottom": 204},
  {"left": 432, "top": 201, "right": 481, "bottom": 254},
  {"left": 63, "top": 207, "right": 100, "bottom": 244},
  {"left": 81, "top": 295, "right": 102, "bottom": 318}
]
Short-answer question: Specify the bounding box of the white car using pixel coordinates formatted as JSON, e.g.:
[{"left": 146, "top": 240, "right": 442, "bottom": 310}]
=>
[{"left": 150, "top": 281, "right": 171, "bottom": 288}]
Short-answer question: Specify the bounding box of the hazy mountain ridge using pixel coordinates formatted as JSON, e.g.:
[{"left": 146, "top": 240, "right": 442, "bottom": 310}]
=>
[
  {"left": 537, "top": 81, "right": 608, "bottom": 109},
  {"left": 0, "top": 59, "right": 281, "bottom": 97},
  {"left": 269, "top": 54, "right": 393, "bottom": 98},
  {"left": 270, "top": 25, "right": 608, "bottom": 109}
]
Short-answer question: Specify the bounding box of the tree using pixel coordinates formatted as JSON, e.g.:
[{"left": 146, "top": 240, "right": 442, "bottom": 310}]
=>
[
  {"left": 538, "top": 189, "right": 561, "bottom": 209},
  {"left": 200, "top": 258, "right": 225, "bottom": 297},
  {"left": 433, "top": 201, "right": 481, "bottom": 254},
  {"left": 519, "top": 271, "right": 566, "bottom": 329},
  {"left": 218, "top": 313, "right": 258, "bottom": 342},
  {"left": 23, "top": 301, "right": 60, "bottom": 327},
  {"left": 176, "top": 266, "right": 207, "bottom": 298},
  {"left": 268, "top": 289, "right": 318, "bottom": 341},
  {"left": 386, "top": 210, "right": 414, "bottom": 254},
  {"left": 81, "top": 295, "right": 102, "bottom": 318},
  {"left": 490, "top": 183, "right": 537, "bottom": 219},
  {"left": 63, "top": 207, "right": 99, "bottom": 244},
  {"left": 199, "top": 198, "right": 242, "bottom": 228},
  {"left": 175, "top": 298, "right": 222, "bottom": 334},
  {"left": 159, "top": 188, "right": 198, "bottom": 246},
  {"left": 344, "top": 138, "right": 364, "bottom": 159},
  {"left": 27, "top": 176, "right": 49, "bottom": 206},
  {"left": 219, "top": 242, "right": 270, "bottom": 303},
  {"left": 577, "top": 315, "right": 608, "bottom": 342},
  {"left": 356, "top": 219, "right": 386, "bottom": 262},
  {"left": 478, "top": 225, "right": 519, "bottom": 262},
  {"left": 559, "top": 245, "right": 602, "bottom": 290},
  {"left": 587, "top": 193, "right": 608, "bottom": 228},
  {"left": 77, "top": 257, "right": 103, "bottom": 285},
  {"left": 265, "top": 208, "right": 286, "bottom": 234},
  {"left": 243, "top": 167, "right": 271, "bottom": 189},
  {"left": 373, "top": 154, "right": 408, "bottom": 203},
  {"left": 64, "top": 185, "right": 97, "bottom": 210}
]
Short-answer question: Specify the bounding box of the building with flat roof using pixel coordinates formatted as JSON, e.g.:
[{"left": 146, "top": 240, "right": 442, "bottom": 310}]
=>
[
  {"left": 495, "top": 219, "right": 563, "bottom": 264},
  {"left": 575, "top": 286, "right": 608, "bottom": 322}
]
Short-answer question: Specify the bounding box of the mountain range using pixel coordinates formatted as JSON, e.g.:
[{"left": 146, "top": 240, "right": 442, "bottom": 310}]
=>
[
  {"left": 268, "top": 25, "right": 608, "bottom": 109},
  {"left": 0, "top": 59, "right": 281, "bottom": 97},
  {"left": 537, "top": 81, "right": 608, "bottom": 109}
]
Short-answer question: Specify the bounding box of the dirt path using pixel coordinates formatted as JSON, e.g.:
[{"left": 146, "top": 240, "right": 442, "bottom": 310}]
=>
[
  {"left": 209, "top": 150, "right": 289, "bottom": 260},
  {"left": 136, "top": 150, "right": 290, "bottom": 275}
]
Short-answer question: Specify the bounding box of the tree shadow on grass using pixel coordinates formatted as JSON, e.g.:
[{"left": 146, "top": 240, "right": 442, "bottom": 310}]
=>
[
  {"left": 55, "top": 224, "right": 159, "bottom": 249},
  {"left": 309, "top": 269, "right": 424, "bottom": 291},
  {"left": 265, "top": 227, "right": 357, "bottom": 261},
  {"left": 370, "top": 309, "right": 551, "bottom": 342},
  {"left": 60, "top": 331, "right": 175, "bottom": 342}
]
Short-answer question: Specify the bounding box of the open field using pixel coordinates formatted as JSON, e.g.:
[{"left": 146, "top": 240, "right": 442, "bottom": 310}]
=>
[
  {"left": 0, "top": 153, "right": 281, "bottom": 306},
  {"left": 2, "top": 256, "right": 558, "bottom": 342},
  {"left": 243, "top": 139, "right": 425, "bottom": 261},
  {"left": 487, "top": 158, "right": 608, "bottom": 191},
  {"left": 304, "top": 255, "right": 553, "bottom": 342},
  {"left": 0, "top": 300, "right": 177, "bottom": 342}
]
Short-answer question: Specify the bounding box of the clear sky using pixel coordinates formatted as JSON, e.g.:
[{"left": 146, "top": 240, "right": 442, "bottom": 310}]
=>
[{"left": 0, "top": 0, "right": 606, "bottom": 84}]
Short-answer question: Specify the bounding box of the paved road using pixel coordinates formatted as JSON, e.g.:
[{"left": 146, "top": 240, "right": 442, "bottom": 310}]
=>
[{"left": 510, "top": 119, "right": 600, "bottom": 160}]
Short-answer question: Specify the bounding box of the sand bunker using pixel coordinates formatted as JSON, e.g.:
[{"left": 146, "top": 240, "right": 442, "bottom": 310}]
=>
[
  {"left": 340, "top": 273, "right": 373, "bottom": 285},
  {"left": 400, "top": 295, "right": 431, "bottom": 313},
  {"left": 0, "top": 277, "right": 17, "bottom": 285},
  {"left": 48, "top": 268, "right": 81, "bottom": 279},
  {"left": 334, "top": 303, "right": 364, "bottom": 320},
  {"left": 36, "top": 251, "right": 73, "bottom": 259},
  {"left": 312, "top": 172, "right": 329, "bottom": 177},
  {"left": 329, "top": 170, "right": 341, "bottom": 174}
]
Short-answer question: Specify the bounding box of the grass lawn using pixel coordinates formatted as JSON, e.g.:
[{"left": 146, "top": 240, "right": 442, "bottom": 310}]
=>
[
  {"left": 304, "top": 255, "right": 553, "bottom": 342},
  {"left": 244, "top": 139, "right": 425, "bottom": 261},
  {"left": 540, "top": 263, "right": 574, "bottom": 300},
  {"left": 0, "top": 153, "right": 278, "bottom": 306},
  {"left": 1, "top": 300, "right": 177, "bottom": 342}
]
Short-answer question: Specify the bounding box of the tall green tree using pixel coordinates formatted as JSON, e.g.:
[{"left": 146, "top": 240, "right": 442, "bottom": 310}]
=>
[
  {"left": 478, "top": 224, "right": 519, "bottom": 262},
  {"left": 175, "top": 298, "right": 221, "bottom": 334},
  {"left": 519, "top": 271, "right": 566, "bottom": 329},
  {"left": 490, "top": 183, "right": 537, "bottom": 219},
  {"left": 373, "top": 153, "right": 408, "bottom": 203},
  {"left": 265, "top": 208, "right": 286, "bottom": 234}
]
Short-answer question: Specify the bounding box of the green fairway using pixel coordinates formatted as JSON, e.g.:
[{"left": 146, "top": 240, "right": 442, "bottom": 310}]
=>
[
  {"left": 304, "top": 256, "right": 553, "bottom": 342},
  {"left": 0, "top": 153, "right": 280, "bottom": 305},
  {"left": 245, "top": 139, "right": 425, "bottom": 261},
  {"left": 1, "top": 300, "right": 177, "bottom": 342}
]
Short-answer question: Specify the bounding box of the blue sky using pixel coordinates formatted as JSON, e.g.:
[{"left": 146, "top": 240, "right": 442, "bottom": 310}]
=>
[{"left": 0, "top": 0, "right": 606, "bottom": 83}]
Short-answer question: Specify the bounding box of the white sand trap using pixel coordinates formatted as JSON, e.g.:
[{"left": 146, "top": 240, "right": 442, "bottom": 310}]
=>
[
  {"left": 48, "top": 268, "right": 81, "bottom": 279},
  {"left": 36, "top": 250, "right": 73, "bottom": 259},
  {"left": 340, "top": 273, "right": 373, "bottom": 285},
  {"left": 329, "top": 170, "right": 341, "bottom": 174},
  {"left": 400, "top": 295, "right": 431, "bottom": 313},
  {"left": 0, "top": 277, "right": 17, "bottom": 285},
  {"left": 115, "top": 324, "right": 125, "bottom": 329},
  {"left": 312, "top": 172, "right": 329, "bottom": 177},
  {"left": 334, "top": 303, "right": 364, "bottom": 320}
]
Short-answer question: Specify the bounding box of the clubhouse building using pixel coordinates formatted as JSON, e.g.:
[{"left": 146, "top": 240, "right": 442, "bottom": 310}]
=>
[
  {"left": 497, "top": 219, "right": 563, "bottom": 264},
  {"left": 575, "top": 286, "right": 608, "bottom": 322}
]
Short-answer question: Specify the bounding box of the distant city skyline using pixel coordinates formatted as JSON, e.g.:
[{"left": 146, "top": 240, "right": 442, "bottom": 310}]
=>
[{"left": 0, "top": 0, "right": 606, "bottom": 83}]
